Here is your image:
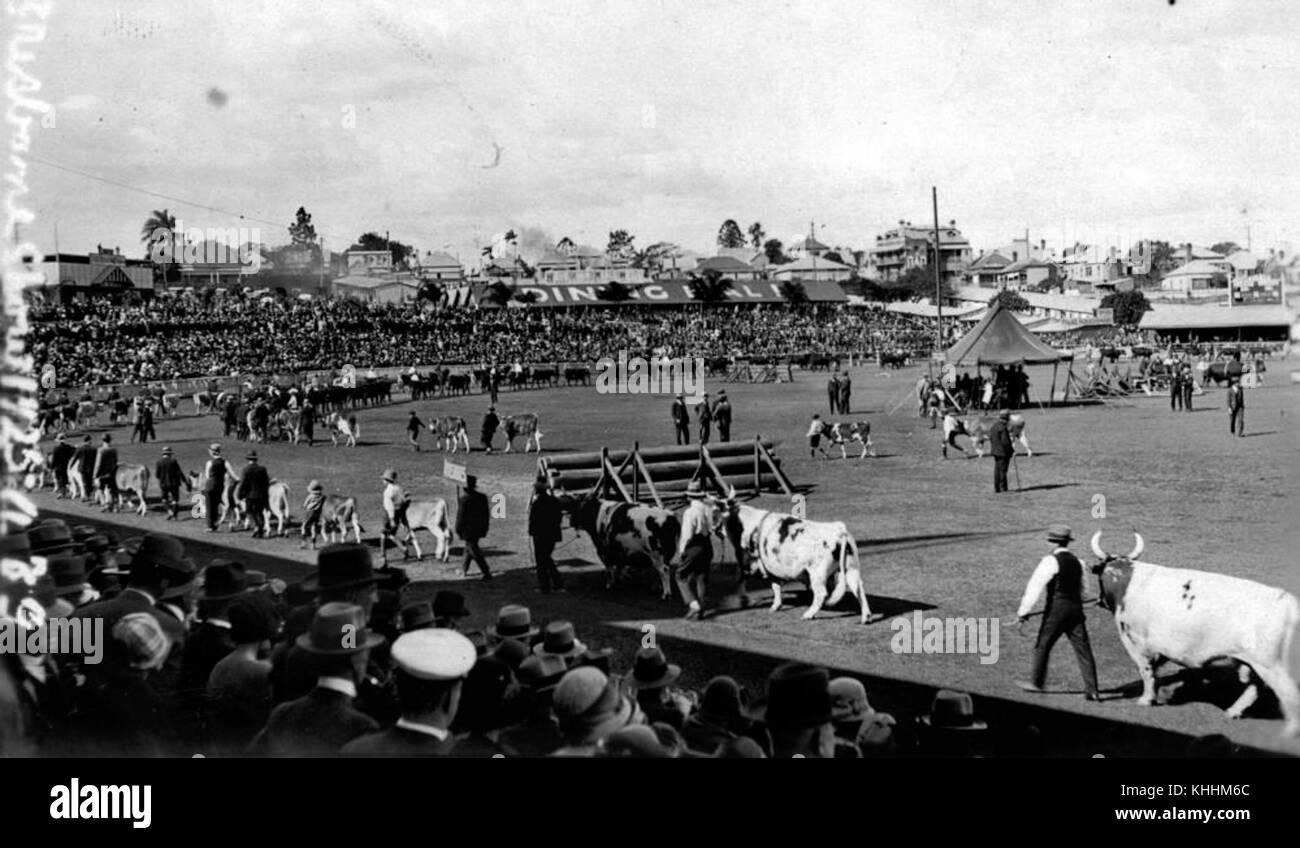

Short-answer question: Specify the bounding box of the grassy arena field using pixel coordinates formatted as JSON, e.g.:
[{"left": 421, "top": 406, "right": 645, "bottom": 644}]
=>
[{"left": 34, "top": 356, "right": 1300, "bottom": 755}]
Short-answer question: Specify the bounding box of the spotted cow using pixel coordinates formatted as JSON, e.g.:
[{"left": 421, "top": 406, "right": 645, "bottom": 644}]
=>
[
  {"left": 942, "top": 412, "right": 1031, "bottom": 459},
  {"left": 503, "top": 413, "right": 542, "bottom": 453},
  {"left": 557, "top": 493, "right": 681, "bottom": 599}
]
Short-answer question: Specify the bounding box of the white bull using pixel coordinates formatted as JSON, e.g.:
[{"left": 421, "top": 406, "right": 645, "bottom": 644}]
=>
[
  {"left": 396, "top": 499, "right": 453, "bottom": 562},
  {"left": 713, "top": 493, "right": 872, "bottom": 623},
  {"left": 265, "top": 480, "right": 291, "bottom": 536},
  {"left": 1091, "top": 532, "right": 1300, "bottom": 737},
  {"left": 327, "top": 412, "right": 359, "bottom": 447}
]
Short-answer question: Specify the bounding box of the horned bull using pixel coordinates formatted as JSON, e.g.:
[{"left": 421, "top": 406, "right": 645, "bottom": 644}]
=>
[{"left": 1090, "top": 532, "right": 1300, "bottom": 736}]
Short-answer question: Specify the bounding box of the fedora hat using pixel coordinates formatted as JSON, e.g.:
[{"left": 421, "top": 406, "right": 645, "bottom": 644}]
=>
[
  {"left": 299, "top": 544, "right": 379, "bottom": 593},
  {"left": 533, "top": 620, "right": 587, "bottom": 659},
  {"left": 127, "top": 534, "right": 188, "bottom": 582},
  {"left": 160, "top": 446, "right": 174, "bottom": 455},
  {"left": 432, "top": 590, "right": 470, "bottom": 620},
  {"left": 0, "top": 533, "right": 31, "bottom": 560},
  {"left": 487, "top": 604, "right": 539, "bottom": 642},
  {"left": 307, "top": 480, "right": 324, "bottom": 493},
  {"left": 516, "top": 653, "right": 568, "bottom": 692},
  {"left": 159, "top": 557, "right": 200, "bottom": 600},
  {"left": 1046, "top": 524, "right": 1073, "bottom": 545},
  {"left": 381, "top": 468, "right": 397, "bottom": 483},
  {"left": 401, "top": 601, "right": 436, "bottom": 632},
  {"left": 296, "top": 602, "right": 385, "bottom": 656},
  {"left": 47, "top": 554, "right": 88, "bottom": 597},
  {"left": 685, "top": 480, "right": 706, "bottom": 499},
  {"left": 631, "top": 647, "right": 681, "bottom": 690},
  {"left": 748, "top": 663, "right": 835, "bottom": 730},
  {"left": 492, "top": 636, "right": 531, "bottom": 670},
  {"left": 245, "top": 450, "right": 259, "bottom": 461},
  {"left": 200, "top": 560, "right": 250, "bottom": 600},
  {"left": 919, "top": 689, "right": 988, "bottom": 731},
  {"left": 27, "top": 521, "right": 78, "bottom": 556},
  {"left": 208, "top": 443, "right": 222, "bottom": 455}
]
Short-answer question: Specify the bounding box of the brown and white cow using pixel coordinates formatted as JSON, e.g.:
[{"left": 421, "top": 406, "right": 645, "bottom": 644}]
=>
[
  {"left": 103, "top": 464, "right": 151, "bottom": 516},
  {"left": 322, "top": 494, "right": 364, "bottom": 544},
  {"left": 942, "top": 412, "right": 1031, "bottom": 459},
  {"left": 431, "top": 416, "right": 469, "bottom": 453},
  {"left": 557, "top": 493, "right": 681, "bottom": 599},
  {"left": 1091, "top": 532, "right": 1300, "bottom": 736},
  {"left": 502, "top": 413, "right": 543, "bottom": 453},
  {"left": 711, "top": 492, "right": 872, "bottom": 624},
  {"left": 825, "top": 421, "right": 874, "bottom": 460},
  {"left": 327, "top": 412, "right": 359, "bottom": 447}
]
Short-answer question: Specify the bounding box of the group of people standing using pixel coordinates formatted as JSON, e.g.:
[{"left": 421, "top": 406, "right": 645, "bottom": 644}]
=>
[
  {"left": 669, "top": 391, "right": 732, "bottom": 445},
  {"left": 826, "top": 372, "right": 853, "bottom": 415}
]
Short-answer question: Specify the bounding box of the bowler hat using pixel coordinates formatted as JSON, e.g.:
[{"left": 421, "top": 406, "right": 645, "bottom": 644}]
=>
[
  {"left": 47, "top": 554, "right": 88, "bottom": 596},
  {"left": 201, "top": 560, "right": 250, "bottom": 600},
  {"left": 487, "top": 604, "right": 540, "bottom": 642},
  {"left": 747, "top": 663, "right": 835, "bottom": 730},
  {"left": 533, "top": 620, "right": 587, "bottom": 659},
  {"left": 401, "top": 601, "right": 436, "bottom": 632},
  {"left": 296, "top": 602, "right": 385, "bottom": 655},
  {"left": 1046, "top": 524, "right": 1073, "bottom": 545},
  {"left": 432, "top": 590, "right": 470, "bottom": 620},
  {"left": 245, "top": 451, "right": 259, "bottom": 461},
  {"left": 919, "top": 689, "right": 988, "bottom": 731},
  {"left": 299, "top": 544, "right": 379, "bottom": 592},
  {"left": 631, "top": 647, "right": 681, "bottom": 690}
]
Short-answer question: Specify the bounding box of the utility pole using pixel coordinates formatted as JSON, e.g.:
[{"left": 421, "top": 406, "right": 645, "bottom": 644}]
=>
[{"left": 932, "top": 187, "right": 943, "bottom": 352}]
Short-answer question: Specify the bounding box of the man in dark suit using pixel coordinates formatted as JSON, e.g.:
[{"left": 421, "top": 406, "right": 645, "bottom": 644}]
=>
[
  {"left": 1227, "top": 377, "right": 1245, "bottom": 437},
  {"left": 456, "top": 475, "right": 492, "bottom": 580},
  {"left": 480, "top": 407, "right": 500, "bottom": 454},
  {"left": 670, "top": 394, "right": 690, "bottom": 445},
  {"left": 827, "top": 373, "right": 841, "bottom": 415},
  {"left": 342, "top": 628, "right": 475, "bottom": 757},
  {"left": 713, "top": 391, "right": 732, "bottom": 442},
  {"left": 178, "top": 560, "right": 249, "bottom": 694},
  {"left": 837, "top": 372, "right": 852, "bottom": 415},
  {"left": 237, "top": 451, "right": 271, "bottom": 538},
  {"left": 1016, "top": 525, "right": 1099, "bottom": 701},
  {"left": 988, "top": 410, "right": 1014, "bottom": 494},
  {"left": 528, "top": 479, "right": 564, "bottom": 593},
  {"left": 250, "top": 602, "right": 383, "bottom": 756},
  {"left": 1170, "top": 365, "right": 1183, "bottom": 411},
  {"left": 155, "top": 445, "right": 190, "bottom": 520},
  {"left": 71, "top": 534, "right": 194, "bottom": 681},
  {"left": 697, "top": 393, "right": 713, "bottom": 445},
  {"left": 92, "top": 434, "right": 119, "bottom": 512},
  {"left": 51, "top": 433, "right": 75, "bottom": 499}
]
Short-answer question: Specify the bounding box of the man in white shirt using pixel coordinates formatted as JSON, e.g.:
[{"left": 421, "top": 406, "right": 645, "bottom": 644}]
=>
[
  {"left": 673, "top": 481, "right": 715, "bottom": 621},
  {"left": 1015, "top": 524, "right": 1100, "bottom": 701},
  {"left": 380, "top": 468, "right": 410, "bottom": 563}
]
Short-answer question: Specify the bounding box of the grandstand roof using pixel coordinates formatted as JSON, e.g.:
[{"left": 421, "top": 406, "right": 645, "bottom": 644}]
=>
[
  {"left": 946, "top": 300, "right": 1073, "bottom": 365},
  {"left": 696, "top": 255, "right": 759, "bottom": 274},
  {"left": 1138, "top": 303, "right": 1292, "bottom": 330}
]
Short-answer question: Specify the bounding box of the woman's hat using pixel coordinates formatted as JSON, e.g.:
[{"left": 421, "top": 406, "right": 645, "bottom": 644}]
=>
[
  {"left": 700, "top": 676, "right": 745, "bottom": 724},
  {"left": 299, "top": 544, "right": 379, "bottom": 592},
  {"left": 533, "top": 620, "right": 587, "bottom": 659},
  {"left": 296, "top": 602, "right": 385, "bottom": 655},
  {"left": 553, "top": 667, "right": 638, "bottom": 744},
  {"left": 828, "top": 677, "right": 873, "bottom": 722},
  {"left": 919, "top": 689, "right": 988, "bottom": 731},
  {"left": 747, "top": 663, "right": 835, "bottom": 730},
  {"left": 487, "top": 604, "right": 539, "bottom": 642},
  {"left": 1046, "top": 524, "right": 1073, "bottom": 545},
  {"left": 631, "top": 647, "right": 681, "bottom": 690}
]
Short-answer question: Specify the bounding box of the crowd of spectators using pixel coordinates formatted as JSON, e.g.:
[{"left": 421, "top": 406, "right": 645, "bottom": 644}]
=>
[{"left": 28, "top": 293, "right": 936, "bottom": 387}]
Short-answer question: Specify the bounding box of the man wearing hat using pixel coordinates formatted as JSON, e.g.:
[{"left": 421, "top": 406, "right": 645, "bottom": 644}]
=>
[
  {"left": 380, "top": 468, "right": 411, "bottom": 564},
  {"left": 299, "top": 395, "right": 316, "bottom": 446},
  {"left": 527, "top": 478, "right": 565, "bottom": 593},
  {"left": 72, "top": 434, "right": 97, "bottom": 502},
  {"left": 1227, "top": 376, "right": 1245, "bottom": 437},
  {"left": 988, "top": 410, "right": 1015, "bottom": 493},
  {"left": 50, "top": 433, "right": 75, "bottom": 499},
  {"left": 480, "top": 406, "right": 500, "bottom": 454},
  {"left": 713, "top": 390, "right": 732, "bottom": 442},
  {"left": 400, "top": 601, "right": 437, "bottom": 633},
  {"left": 829, "top": 677, "right": 896, "bottom": 758},
  {"left": 27, "top": 519, "right": 80, "bottom": 559},
  {"left": 498, "top": 654, "right": 568, "bottom": 756},
  {"left": 455, "top": 475, "right": 492, "bottom": 580},
  {"left": 341, "top": 628, "right": 476, "bottom": 757},
  {"left": 670, "top": 393, "right": 690, "bottom": 445},
  {"left": 750, "top": 663, "right": 836, "bottom": 758},
  {"left": 179, "top": 560, "right": 250, "bottom": 692},
  {"left": 697, "top": 392, "right": 713, "bottom": 445},
  {"left": 406, "top": 409, "right": 424, "bottom": 452},
  {"left": 551, "top": 666, "right": 642, "bottom": 756},
  {"left": 42, "top": 553, "right": 95, "bottom": 617},
  {"left": 533, "top": 621, "right": 587, "bottom": 667},
  {"left": 236, "top": 450, "right": 271, "bottom": 538},
  {"left": 837, "top": 371, "right": 852, "bottom": 416},
  {"left": 430, "top": 590, "right": 470, "bottom": 630},
  {"left": 631, "top": 646, "right": 695, "bottom": 730},
  {"left": 92, "top": 433, "right": 120, "bottom": 512},
  {"left": 486, "top": 604, "right": 540, "bottom": 647},
  {"left": 1016, "top": 524, "right": 1100, "bottom": 701},
  {"left": 917, "top": 689, "right": 990, "bottom": 756},
  {"left": 155, "top": 446, "right": 192, "bottom": 521},
  {"left": 827, "top": 372, "right": 841, "bottom": 415},
  {"left": 202, "top": 444, "right": 230, "bottom": 532},
  {"left": 252, "top": 602, "right": 384, "bottom": 756},
  {"left": 672, "top": 480, "right": 714, "bottom": 620},
  {"left": 301, "top": 480, "right": 326, "bottom": 549}
]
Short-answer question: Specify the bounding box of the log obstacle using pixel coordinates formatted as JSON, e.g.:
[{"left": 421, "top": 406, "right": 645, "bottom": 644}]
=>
[{"left": 538, "top": 436, "right": 794, "bottom": 507}]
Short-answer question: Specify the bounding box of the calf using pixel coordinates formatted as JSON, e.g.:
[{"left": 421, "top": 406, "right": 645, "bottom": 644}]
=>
[
  {"left": 265, "top": 480, "right": 291, "bottom": 536},
  {"left": 503, "top": 413, "right": 542, "bottom": 453},
  {"left": 322, "top": 494, "right": 364, "bottom": 544},
  {"left": 431, "top": 416, "right": 469, "bottom": 453},
  {"left": 1091, "top": 532, "right": 1300, "bottom": 736},
  {"left": 942, "top": 412, "right": 1031, "bottom": 458},
  {"left": 399, "top": 499, "right": 453, "bottom": 562},
  {"left": 76, "top": 401, "right": 98, "bottom": 430},
  {"left": 824, "top": 421, "right": 875, "bottom": 460},
  {"left": 326, "top": 411, "right": 360, "bottom": 447},
  {"left": 104, "top": 464, "right": 151, "bottom": 516},
  {"left": 557, "top": 493, "right": 680, "bottom": 599},
  {"left": 712, "top": 493, "right": 872, "bottom": 623}
]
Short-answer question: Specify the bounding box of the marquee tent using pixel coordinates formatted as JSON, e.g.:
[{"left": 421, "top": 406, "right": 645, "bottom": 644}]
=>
[{"left": 945, "top": 300, "right": 1075, "bottom": 402}]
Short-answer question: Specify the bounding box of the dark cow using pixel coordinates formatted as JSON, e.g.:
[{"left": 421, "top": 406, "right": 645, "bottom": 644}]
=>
[
  {"left": 502, "top": 413, "right": 542, "bottom": 453},
  {"left": 877, "top": 350, "right": 909, "bottom": 369},
  {"left": 446, "top": 374, "right": 472, "bottom": 396},
  {"left": 557, "top": 493, "right": 681, "bottom": 599},
  {"left": 431, "top": 416, "right": 469, "bottom": 453},
  {"left": 564, "top": 366, "right": 591, "bottom": 386}
]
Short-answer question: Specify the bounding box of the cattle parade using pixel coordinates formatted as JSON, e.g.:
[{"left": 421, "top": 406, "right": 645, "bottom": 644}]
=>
[{"left": 3, "top": 3, "right": 1300, "bottom": 810}]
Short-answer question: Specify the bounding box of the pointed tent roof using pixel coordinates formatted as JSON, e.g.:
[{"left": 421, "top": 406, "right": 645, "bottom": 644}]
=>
[{"left": 945, "top": 300, "right": 1072, "bottom": 365}]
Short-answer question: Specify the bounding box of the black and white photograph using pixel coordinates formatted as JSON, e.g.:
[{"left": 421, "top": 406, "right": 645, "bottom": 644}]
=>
[{"left": 0, "top": 0, "right": 1297, "bottom": 821}]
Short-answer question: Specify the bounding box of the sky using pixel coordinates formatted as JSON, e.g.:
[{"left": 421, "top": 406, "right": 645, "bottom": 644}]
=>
[{"left": 22, "top": 0, "right": 1300, "bottom": 264}]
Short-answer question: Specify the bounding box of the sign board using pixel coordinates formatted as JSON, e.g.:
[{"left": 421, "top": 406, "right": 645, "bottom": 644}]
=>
[
  {"left": 443, "top": 460, "right": 467, "bottom": 485},
  {"left": 1094, "top": 308, "right": 1114, "bottom": 324}
]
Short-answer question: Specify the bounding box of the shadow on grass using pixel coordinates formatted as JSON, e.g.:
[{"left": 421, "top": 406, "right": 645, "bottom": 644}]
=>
[
  {"left": 1242, "top": 431, "right": 1278, "bottom": 438},
  {"left": 857, "top": 528, "right": 1037, "bottom": 553},
  {"left": 1016, "top": 483, "right": 1079, "bottom": 493}
]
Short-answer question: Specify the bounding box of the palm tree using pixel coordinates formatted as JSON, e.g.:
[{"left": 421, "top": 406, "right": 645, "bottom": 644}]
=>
[
  {"left": 688, "top": 269, "right": 733, "bottom": 304},
  {"left": 140, "top": 208, "right": 176, "bottom": 247},
  {"left": 778, "top": 280, "right": 809, "bottom": 304},
  {"left": 141, "top": 208, "right": 179, "bottom": 282}
]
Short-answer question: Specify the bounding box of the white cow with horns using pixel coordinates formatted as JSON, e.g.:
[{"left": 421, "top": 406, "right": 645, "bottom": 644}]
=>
[
  {"left": 1090, "top": 531, "right": 1300, "bottom": 736},
  {"left": 710, "top": 488, "right": 873, "bottom": 624}
]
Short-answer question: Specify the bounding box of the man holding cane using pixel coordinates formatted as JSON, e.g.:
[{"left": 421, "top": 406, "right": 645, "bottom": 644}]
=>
[{"left": 1015, "top": 524, "right": 1100, "bottom": 701}]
